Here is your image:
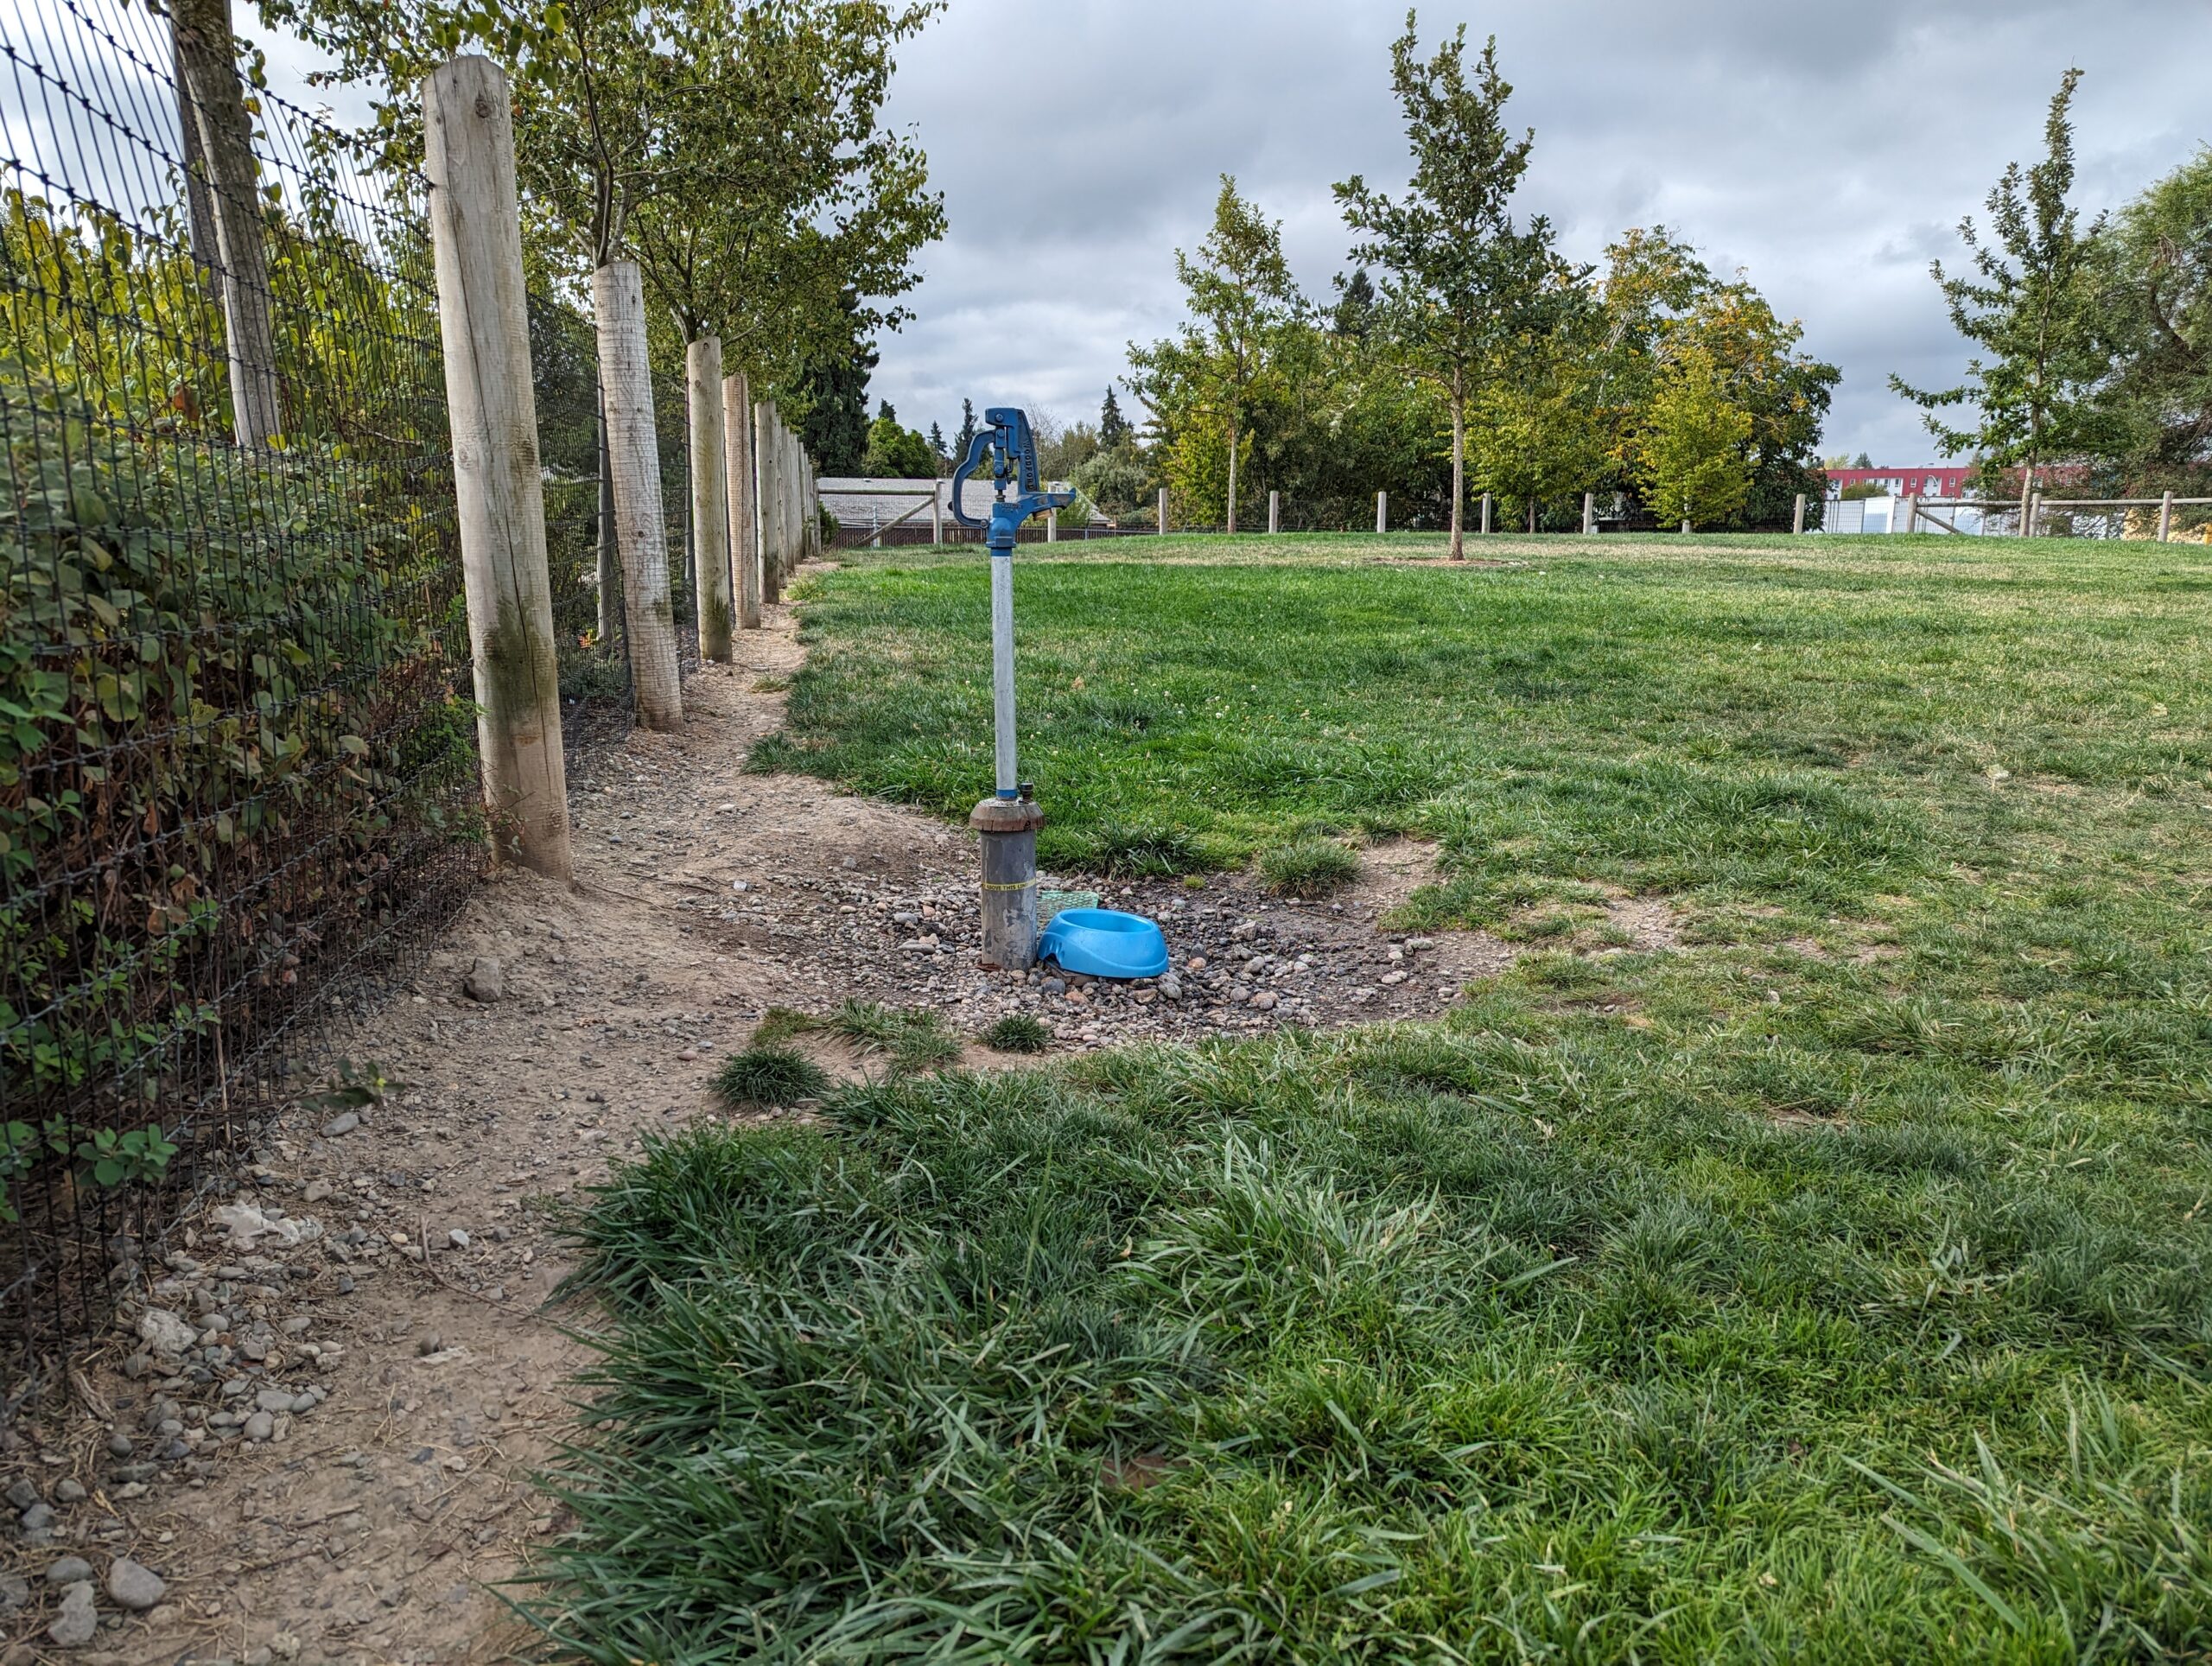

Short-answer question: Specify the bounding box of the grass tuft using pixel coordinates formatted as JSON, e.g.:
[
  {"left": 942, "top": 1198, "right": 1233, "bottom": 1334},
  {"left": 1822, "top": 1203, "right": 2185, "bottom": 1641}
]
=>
[
  {"left": 979, "top": 1013, "right": 1050, "bottom": 1053},
  {"left": 709, "top": 1045, "right": 828, "bottom": 1110},
  {"left": 1256, "top": 834, "right": 1361, "bottom": 897},
  {"left": 751, "top": 1002, "right": 958, "bottom": 1077}
]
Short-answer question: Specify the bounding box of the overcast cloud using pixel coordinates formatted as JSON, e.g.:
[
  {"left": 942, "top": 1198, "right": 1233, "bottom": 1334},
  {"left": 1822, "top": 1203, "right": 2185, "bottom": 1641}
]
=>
[{"left": 253, "top": 0, "right": 2212, "bottom": 464}]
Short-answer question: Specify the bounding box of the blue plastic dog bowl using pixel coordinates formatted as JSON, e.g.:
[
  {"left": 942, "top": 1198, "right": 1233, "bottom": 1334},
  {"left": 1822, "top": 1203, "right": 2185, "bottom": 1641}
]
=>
[{"left": 1039, "top": 907, "right": 1170, "bottom": 980}]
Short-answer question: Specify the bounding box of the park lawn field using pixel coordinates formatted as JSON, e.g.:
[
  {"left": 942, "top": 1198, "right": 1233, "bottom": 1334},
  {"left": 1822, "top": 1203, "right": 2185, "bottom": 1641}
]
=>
[{"left": 531, "top": 533, "right": 2212, "bottom": 1662}]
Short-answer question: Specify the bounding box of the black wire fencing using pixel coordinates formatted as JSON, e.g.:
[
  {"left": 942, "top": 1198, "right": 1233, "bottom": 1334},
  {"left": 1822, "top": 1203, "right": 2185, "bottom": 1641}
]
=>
[{"left": 0, "top": 0, "right": 643, "bottom": 1383}]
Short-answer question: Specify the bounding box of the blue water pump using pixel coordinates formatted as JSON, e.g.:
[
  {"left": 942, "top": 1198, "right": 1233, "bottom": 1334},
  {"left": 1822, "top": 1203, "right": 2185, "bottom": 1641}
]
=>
[{"left": 950, "top": 409, "right": 1071, "bottom": 969}]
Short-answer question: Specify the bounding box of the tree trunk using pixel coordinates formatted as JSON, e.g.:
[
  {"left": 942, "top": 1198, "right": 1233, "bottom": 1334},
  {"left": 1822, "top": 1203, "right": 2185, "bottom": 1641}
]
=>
[
  {"left": 1448, "top": 370, "right": 1465, "bottom": 561},
  {"left": 172, "top": 0, "right": 279, "bottom": 447},
  {"left": 724, "top": 368, "right": 758, "bottom": 629},
  {"left": 1225, "top": 414, "right": 1238, "bottom": 535},
  {"left": 592, "top": 259, "right": 682, "bottom": 729},
  {"left": 686, "top": 334, "right": 732, "bottom": 662}
]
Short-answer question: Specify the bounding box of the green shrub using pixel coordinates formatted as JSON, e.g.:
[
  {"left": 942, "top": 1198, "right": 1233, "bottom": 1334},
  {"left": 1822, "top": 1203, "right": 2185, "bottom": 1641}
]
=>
[
  {"left": 1258, "top": 836, "right": 1360, "bottom": 898},
  {"left": 710, "top": 1046, "right": 830, "bottom": 1110},
  {"left": 980, "top": 1013, "right": 1049, "bottom": 1053}
]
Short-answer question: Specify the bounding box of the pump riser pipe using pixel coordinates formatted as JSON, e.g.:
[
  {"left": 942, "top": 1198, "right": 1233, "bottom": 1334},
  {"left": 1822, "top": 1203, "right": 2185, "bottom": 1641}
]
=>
[
  {"left": 991, "top": 546, "right": 1017, "bottom": 797},
  {"left": 976, "top": 822, "right": 1039, "bottom": 970}
]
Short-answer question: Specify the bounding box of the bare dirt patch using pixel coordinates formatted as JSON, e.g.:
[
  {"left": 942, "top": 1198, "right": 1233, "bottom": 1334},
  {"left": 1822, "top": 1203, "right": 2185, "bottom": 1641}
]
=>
[{"left": 0, "top": 572, "right": 1671, "bottom": 1665}]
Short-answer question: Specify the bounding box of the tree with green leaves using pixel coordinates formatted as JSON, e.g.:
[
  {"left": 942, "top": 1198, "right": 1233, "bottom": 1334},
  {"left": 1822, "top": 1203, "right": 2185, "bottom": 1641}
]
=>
[
  {"left": 1099, "top": 386, "right": 1130, "bottom": 448},
  {"left": 861, "top": 401, "right": 936, "bottom": 477},
  {"left": 1891, "top": 69, "right": 2109, "bottom": 516},
  {"left": 954, "top": 397, "right": 977, "bottom": 461},
  {"left": 1127, "top": 176, "right": 1305, "bottom": 532},
  {"left": 2085, "top": 148, "right": 2212, "bottom": 489},
  {"left": 1336, "top": 14, "right": 1554, "bottom": 558},
  {"left": 1632, "top": 342, "right": 1753, "bottom": 529}
]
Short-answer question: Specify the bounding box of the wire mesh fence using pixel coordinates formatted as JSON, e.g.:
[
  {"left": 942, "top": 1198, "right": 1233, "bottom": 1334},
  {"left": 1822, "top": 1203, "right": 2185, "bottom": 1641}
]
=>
[{"left": 0, "top": 0, "right": 683, "bottom": 1381}]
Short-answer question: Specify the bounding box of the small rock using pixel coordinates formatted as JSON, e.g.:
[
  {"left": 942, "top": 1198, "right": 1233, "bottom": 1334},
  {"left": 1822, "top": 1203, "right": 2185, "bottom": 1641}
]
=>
[
  {"left": 302, "top": 1180, "right": 334, "bottom": 1204},
  {"left": 320, "top": 1110, "right": 360, "bottom": 1139},
  {"left": 19, "top": 1502, "right": 55, "bottom": 1534},
  {"left": 255, "top": 1389, "right": 292, "bottom": 1415},
  {"left": 288, "top": 1393, "right": 316, "bottom": 1415},
  {"left": 135, "top": 1309, "right": 197, "bottom": 1356},
  {"left": 105, "top": 1557, "right": 166, "bottom": 1612},
  {"left": 105, "top": 1434, "right": 132, "bottom": 1459},
  {"left": 48, "top": 1580, "right": 96, "bottom": 1647},
  {"left": 335, "top": 1275, "right": 356, "bottom": 1295},
  {"left": 44, "top": 1557, "right": 92, "bottom": 1586},
  {"left": 243, "top": 1412, "right": 274, "bottom": 1442},
  {"left": 0, "top": 1572, "right": 26, "bottom": 1611},
  {"left": 448, "top": 1229, "right": 471, "bottom": 1250},
  {"left": 4, "top": 1478, "right": 37, "bottom": 1511},
  {"left": 1249, "top": 991, "right": 1278, "bottom": 1011},
  {"left": 53, "top": 1479, "right": 85, "bottom": 1504},
  {"left": 416, "top": 1333, "right": 442, "bottom": 1358},
  {"left": 1157, "top": 974, "right": 1183, "bottom": 1000},
  {"left": 1039, "top": 977, "right": 1066, "bottom": 995},
  {"left": 462, "top": 957, "right": 504, "bottom": 1003}
]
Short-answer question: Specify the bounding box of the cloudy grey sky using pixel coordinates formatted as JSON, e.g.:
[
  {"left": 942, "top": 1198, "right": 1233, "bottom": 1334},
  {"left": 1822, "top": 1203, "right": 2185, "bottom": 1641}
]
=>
[{"left": 251, "top": 0, "right": 2212, "bottom": 464}]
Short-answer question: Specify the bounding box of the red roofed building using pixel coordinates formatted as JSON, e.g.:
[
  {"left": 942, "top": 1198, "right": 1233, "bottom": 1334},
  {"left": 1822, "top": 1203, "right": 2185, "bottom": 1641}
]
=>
[{"left": 1823, "top": 463, "right": 2085, "bottom": 499}]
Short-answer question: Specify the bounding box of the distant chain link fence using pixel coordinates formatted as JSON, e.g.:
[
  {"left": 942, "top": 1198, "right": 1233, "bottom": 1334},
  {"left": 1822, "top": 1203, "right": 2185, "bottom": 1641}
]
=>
[{"left": 0, "top": 0, "right": 669, "bottom": 1383}]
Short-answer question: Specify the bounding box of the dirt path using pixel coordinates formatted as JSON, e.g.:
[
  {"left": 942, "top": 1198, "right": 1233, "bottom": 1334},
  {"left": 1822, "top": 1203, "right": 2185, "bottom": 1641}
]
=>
[{"left": 0, "top": 573, "right": 1674, "bottom": 1664}]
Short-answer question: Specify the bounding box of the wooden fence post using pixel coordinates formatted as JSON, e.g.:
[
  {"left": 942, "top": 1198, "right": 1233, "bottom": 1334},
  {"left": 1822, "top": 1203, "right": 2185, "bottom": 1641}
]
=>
[
  {"left": 931, "top": 481, "right": 944, "bottom": 545},
  {"left": 423, "top": 54, "right": 571, "bottom": 880},
  {"left": 594, "top": 392, "right": 617, "bottom": 639},
  {"left": 175, "top": 0, "right": 280, "bottom": 447},
  {"left": 1581, "top": 491, "right": 1595, "bottom": 534},
  {"left": 1479, "top": 493, "right": 1491, "bottom": 535},
  {"left": 2159, "top": 489, "right": 2174, "bottom": 543},
  {"left": 756, "top": 402, "right": 782, "bottom": 605},
  {"left": 1376, "top": 491, "right": 1388, "bottom": 534},
  {"left": 1046, "top": 507, "right": 1057, "bottom": 543},
  {"left": 592, "top": 258, "right": 682, "bottom": 728},
  {"left": 1158, "top": 487, "right": 1169, "bottom": 534},
  {"left": 686, "top": 335, "right": 733, "bottom": 661},
  {"left": 1792, "top": 492, "right": 1807, "bottom": 535},
  {"left": 723, "top": 369, "right": 758, "bottom": 629},
  {"left": 1896, "top": 493, "right": 1916, "bottom": 536},
  {"left": 1268, "top": 490, "right": 1280, "bottom": 534}
]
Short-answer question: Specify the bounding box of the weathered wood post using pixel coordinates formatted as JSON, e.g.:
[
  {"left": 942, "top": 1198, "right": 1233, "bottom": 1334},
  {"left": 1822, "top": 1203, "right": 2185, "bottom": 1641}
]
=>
[
  {"left": 1792, "top": 492, "right": 1807, "bottom": 535},
  {"left": 755, "top": 402, "right": 782, "bottom": 606},
  {"left": 1376, "top": 491, "right": 1388, "bottom": 534},
  {"left": 723, "top": 369, "right": 758, "bottom": 629},
  {"left": 1046, "top": 507, "right": 1057, "bottom": 543},
  {"left": 931, "top": 482, "right": 944, "bottom": 545},
  {"left": 1582, "top": 491, "right": 1595, "bottom": 534},
  {"left": 174, "top": 0, "right": 280, "bottom": 447},
  {"left": 686, "top": 334, "right": 733, "bottom": 661},
  {"left": 1268, "top": 489, "right": 1280, "bottom": 534},
  {"left": 787, "top": 427, "right": 805, "bottom": 574},
  {"left": 1157, "top": 486, "right": 1169, "bottom": 535},
  {"left": 1895, "top": 494, "right": 1916, "bottom": 536},
  {"left": 1681, "top": 517, "right": 1691, "bottom": 534},
  {"left": 592, "top": 258, "right": 682, "bottom": 728},
  {"left": 2159, "top": 489, "right": 2174, "bottom": 543},
  {"left": 1480, "top": 492, "right": 1492, "bottom": 535},
  {"left": 594, "top": 392, "right": 617, "bottom": 639},
  {"left": 423, "top": 54, "right": 571, "bottom": 880}
]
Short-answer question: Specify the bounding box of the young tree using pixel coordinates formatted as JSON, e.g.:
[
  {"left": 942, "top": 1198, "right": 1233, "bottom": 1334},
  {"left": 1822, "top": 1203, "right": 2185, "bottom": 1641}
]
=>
[
  {"left": 1891, "top": 69, "right": 2108, "bottom": 518},
  {"left": 1099, "top": 385, "right": 1131, "bottom": 448},
  {"left": 2088, "top": 148, "right": 2212, "bottom": 486},
  {"left": 1336, "top": 15, "right": 1552, "bottom": 558},
  {"left": 1128, "top": 177, "right": 1304, "bottom": 532},
  {"left": 926, "top": 420, "right": 949, "bottom": 474},
  {"left": 1632, "top": 343, "right": 1753, "bottom": 529},
  {"left": 954, "top": 397, "right": 977, "bottom": 460}
]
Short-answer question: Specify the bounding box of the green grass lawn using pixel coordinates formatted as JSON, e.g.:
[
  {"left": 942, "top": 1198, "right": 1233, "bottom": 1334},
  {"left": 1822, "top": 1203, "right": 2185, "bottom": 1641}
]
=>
[{"left": 532, "top": 532, "right": 2212, "bottom": 1662}]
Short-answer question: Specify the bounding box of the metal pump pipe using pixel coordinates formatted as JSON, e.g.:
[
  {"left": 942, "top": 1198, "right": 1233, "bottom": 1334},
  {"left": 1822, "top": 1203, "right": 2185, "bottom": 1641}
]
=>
[{"left": 948, "top": 407, "right": 1071, "bottom": 970}]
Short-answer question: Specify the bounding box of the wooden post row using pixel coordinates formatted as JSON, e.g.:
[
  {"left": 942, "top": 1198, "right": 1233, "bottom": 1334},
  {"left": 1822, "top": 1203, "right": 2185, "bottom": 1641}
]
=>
[
  {"left": 423, "top": 54, "right": 571, "bottom": 879},
  {"left": 755, "top": 400, "right": 781, "bottom": 606}
]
